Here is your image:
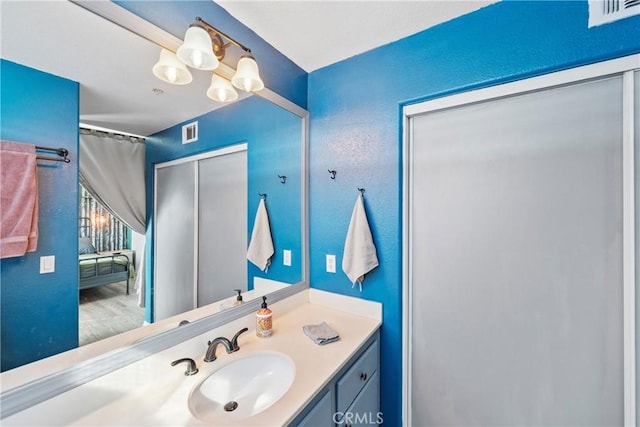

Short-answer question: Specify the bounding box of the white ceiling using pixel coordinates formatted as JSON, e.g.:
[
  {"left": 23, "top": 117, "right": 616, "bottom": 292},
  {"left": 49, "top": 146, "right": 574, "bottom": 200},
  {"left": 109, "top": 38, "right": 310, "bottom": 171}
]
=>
[
  {"left": 1, "top": 0, "right": 495, "bottom": 136},
  {"left": 217, "top": 1, "right": 496, "bottom": 72}
]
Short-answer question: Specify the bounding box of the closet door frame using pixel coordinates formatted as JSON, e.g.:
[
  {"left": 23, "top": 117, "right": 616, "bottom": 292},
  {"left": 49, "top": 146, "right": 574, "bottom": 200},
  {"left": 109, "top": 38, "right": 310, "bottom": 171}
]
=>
[
  {"left": 401, "top": 54, "right": 639, "bottom": 426},
  {"left": 153, "top": 143, "right": 247, "bottom": 321}
]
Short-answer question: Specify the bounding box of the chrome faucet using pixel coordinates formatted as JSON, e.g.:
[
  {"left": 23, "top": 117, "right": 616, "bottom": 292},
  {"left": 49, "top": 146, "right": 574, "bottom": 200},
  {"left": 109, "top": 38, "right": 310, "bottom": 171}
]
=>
[{"left": 204, "top": 327, "right": 249, "bottom": 362}]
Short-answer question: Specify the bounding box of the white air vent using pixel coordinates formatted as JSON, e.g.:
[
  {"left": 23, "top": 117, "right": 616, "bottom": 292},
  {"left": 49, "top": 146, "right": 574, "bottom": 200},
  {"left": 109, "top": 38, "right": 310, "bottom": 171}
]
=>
[
  {"left": 182, "top": 121, "right": 198, "bottom": 144},
  {"left": 589, "top": 0, "right": 640, "bottom": 27}
]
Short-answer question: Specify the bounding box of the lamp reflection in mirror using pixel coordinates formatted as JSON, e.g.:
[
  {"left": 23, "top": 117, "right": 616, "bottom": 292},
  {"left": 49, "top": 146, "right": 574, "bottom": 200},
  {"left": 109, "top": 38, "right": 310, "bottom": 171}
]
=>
[
  {"left": 153, "top": 17, "right": 264, "bottom": 103},
  {"left": 152, "top": 49, "right": 192, "bottom": 85},
  {"left": 207, "top": 74, "right": 238, "bottom": 103},
  {"left": 231, "top": 54, "right": 264, "bottom": 92},
  {"left": 176, "top": 24, "right": 219, "bottom": 70}
]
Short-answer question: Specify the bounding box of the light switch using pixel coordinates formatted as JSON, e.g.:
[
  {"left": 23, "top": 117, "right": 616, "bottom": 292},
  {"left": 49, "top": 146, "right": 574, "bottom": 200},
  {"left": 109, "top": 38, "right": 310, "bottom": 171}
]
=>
[
  {"left": 283, "top": 249, "right": 292, "bottom": 266},
  {"left": 326, "top": 254, "right": 336, "bottom": 273},
  {"left": 40, "top": 255, "right": 55, "bottom": 274}
]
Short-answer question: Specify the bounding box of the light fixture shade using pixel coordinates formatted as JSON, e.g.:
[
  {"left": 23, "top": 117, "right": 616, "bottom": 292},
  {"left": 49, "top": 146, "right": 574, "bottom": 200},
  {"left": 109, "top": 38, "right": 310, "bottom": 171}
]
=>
[
  {"left": 176, "top": 24, "right": 219, "bottom": 70},
  {"left": 231, "top": 54, "right": 264, "bottom": 92},
  {"left": 152, "top": 48, "right": 193, "bottom": 85},
  {"left": 206, "top": 74, "right": 238, "bottom": 103}
]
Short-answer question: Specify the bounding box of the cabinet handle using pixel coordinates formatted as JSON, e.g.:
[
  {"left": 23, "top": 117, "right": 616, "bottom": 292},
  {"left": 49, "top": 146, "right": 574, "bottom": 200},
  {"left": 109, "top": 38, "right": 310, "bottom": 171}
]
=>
[{"left": 360, "top": 372, "right": 368, "bottom": 381}]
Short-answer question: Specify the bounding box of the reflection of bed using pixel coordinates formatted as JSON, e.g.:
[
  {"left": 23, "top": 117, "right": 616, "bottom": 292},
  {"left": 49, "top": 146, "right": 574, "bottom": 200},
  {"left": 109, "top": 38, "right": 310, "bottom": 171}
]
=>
[
  {"left": 79, "top": 252, "right": 131, "bottom": 294},
  {"left": 78, "top": 217, "right": 132, "bottom": 294}
]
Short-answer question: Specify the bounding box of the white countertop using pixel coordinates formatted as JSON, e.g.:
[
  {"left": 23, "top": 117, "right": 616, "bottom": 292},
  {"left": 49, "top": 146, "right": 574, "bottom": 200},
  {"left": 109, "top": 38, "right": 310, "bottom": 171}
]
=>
[{"left": 2, "top": 289, "right": 381, "bottom": 426}]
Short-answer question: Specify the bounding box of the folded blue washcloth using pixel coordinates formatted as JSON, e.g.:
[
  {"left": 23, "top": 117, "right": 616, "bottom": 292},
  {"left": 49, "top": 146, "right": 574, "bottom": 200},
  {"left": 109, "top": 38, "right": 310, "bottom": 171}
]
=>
[{"left": 303, "top": 322, "right": 340, "bottom": 345}]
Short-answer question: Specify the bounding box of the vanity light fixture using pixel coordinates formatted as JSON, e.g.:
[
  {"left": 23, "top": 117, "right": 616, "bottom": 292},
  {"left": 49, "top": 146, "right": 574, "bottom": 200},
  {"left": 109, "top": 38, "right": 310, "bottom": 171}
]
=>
[
  {"left": 207, "top": 74, "right": 239, "bottom": 103},
  {"left": 152, "top": 16, "right": 264, "bottom": 103},
  {"left": 152, "top": 49, "right": 192, "bottom": 85}
]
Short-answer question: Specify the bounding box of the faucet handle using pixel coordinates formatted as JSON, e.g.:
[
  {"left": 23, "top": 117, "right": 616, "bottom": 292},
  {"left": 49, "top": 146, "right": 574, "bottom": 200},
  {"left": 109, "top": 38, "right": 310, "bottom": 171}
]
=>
[
  {"left": 171, "top": 358, "right": 199, "bottom": 376},
  {"left": 231, "top": 327, "right": 249, "bottom": 352}
]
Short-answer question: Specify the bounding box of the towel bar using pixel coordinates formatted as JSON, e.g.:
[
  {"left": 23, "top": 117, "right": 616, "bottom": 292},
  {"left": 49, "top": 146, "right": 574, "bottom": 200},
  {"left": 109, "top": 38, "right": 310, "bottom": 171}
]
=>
[{"left": 36, "top": 146, "right": 70, "bottom": 163}]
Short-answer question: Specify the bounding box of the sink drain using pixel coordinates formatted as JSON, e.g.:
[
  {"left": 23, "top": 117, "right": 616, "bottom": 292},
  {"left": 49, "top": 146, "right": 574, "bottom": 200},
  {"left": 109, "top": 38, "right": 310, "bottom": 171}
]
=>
[{"left": 224, "top": 401, "right": 238, "bottom": 412}]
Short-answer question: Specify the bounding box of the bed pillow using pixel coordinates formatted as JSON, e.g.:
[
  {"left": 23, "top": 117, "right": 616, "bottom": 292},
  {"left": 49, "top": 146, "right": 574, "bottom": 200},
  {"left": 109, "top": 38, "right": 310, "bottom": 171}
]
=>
[{"left": 79, "top": 237, "right": 97, "bottom": 255}]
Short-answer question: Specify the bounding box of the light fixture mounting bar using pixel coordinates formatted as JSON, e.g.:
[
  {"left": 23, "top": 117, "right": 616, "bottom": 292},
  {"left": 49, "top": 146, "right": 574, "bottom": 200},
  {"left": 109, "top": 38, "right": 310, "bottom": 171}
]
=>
[{"left": 195, "top": 16, "right": 251, "bottom": 54}]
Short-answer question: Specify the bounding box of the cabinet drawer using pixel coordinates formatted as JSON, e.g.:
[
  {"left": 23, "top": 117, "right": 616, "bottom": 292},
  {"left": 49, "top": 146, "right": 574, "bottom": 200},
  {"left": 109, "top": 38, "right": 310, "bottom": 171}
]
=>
[{"left": 336, "top": 339, "right": 378, "bottom": 414}]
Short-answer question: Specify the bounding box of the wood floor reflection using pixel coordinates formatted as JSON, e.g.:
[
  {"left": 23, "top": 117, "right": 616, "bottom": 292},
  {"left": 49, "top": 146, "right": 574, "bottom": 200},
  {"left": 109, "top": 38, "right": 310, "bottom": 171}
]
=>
[{"left": 79, "top": 279, "right": 145, "bottom": 346}]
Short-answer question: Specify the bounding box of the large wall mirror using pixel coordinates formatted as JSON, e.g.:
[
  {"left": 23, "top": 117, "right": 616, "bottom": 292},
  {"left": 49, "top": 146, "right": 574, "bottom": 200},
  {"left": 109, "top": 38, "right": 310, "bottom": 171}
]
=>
[{"left": 0, "top": 0, "right": 307, "bottom": 377}]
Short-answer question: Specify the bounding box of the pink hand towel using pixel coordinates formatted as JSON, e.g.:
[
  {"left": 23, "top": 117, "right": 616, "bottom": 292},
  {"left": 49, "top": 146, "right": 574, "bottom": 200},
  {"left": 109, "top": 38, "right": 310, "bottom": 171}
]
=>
[{"left": 1, "top": 140, "right": 39, "bottom": 258}]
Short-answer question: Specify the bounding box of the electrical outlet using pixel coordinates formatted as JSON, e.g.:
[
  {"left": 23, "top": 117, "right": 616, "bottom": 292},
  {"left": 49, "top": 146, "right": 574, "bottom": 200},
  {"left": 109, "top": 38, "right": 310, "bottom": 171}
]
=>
[
  {"left": 326, "top": 254, "right": 336, "bottom": 273},
  {"left": 40, "top": 255, "right": 55, "bottom": 274},
  {"left": 283, "top": 249, "right": 292, "bottom": 266}
]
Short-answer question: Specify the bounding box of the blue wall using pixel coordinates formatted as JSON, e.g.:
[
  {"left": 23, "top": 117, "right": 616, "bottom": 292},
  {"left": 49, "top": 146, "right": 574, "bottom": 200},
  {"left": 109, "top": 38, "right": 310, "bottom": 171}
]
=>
[
  {"left": 307, "top": 1, "right": 640, "bottom": 424},
  {"left": 116, "top": 0, "right": 308, "bottom": 110},
  {"left": 0, "top": 60, "right": 79, "bottom": 371},
  {"left": 145, "top": 96, "right": 302, "bottom": 320}
]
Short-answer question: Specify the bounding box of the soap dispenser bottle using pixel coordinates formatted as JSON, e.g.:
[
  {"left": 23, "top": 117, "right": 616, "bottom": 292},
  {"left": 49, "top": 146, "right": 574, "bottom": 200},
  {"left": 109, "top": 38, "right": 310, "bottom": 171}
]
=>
[
  {"left": 233, "top": 289, "right": 244, "bottom": 306},
  {"left": 256, "top": 296, "right": 272, "bottom": 337}
]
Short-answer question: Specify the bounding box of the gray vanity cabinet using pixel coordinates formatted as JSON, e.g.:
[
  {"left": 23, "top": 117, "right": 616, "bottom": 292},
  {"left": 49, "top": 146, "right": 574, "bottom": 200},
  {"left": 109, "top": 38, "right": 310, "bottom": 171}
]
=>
[
  {"left": 296, "top": 388, "right": 334, "bottom": 426},
  {"left": 292, "top": 331, "right": 380, "bottom": 427}
]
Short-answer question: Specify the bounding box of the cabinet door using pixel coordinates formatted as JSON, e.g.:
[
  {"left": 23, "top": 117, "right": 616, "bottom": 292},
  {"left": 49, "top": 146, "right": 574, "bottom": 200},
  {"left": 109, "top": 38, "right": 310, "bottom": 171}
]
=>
[
  {"left": 337, "top": 371, "right": 379, "bottom": 427},
  {"left": 296, "top": 388, "right": 334, "bottom": 427}
]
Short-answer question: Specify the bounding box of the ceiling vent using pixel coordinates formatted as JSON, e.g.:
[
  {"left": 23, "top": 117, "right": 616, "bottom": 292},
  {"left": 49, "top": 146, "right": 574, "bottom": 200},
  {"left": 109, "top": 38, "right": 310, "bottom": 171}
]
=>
[
  {"left": 182, "top": 121, "right": 198, "bottom": 144},
  {"left": 589, "top": 0, "right": 640, "bottom": 27}
]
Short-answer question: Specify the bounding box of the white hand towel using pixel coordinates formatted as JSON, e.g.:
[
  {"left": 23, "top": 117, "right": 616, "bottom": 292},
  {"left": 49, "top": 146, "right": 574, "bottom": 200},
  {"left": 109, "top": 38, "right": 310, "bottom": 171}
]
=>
[
  {"left": 247, "top": 199, "right": 274, "bottom": 272},
  {"left": 342, "top": 195, "right": 379, "bottom": 291}
]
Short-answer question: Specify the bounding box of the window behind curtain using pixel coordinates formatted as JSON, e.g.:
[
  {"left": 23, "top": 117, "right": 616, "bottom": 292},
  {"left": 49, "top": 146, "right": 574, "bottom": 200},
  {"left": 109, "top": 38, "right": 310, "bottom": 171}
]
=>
[{"left": 79, "top": 184, "right": 130, "bottom": 251}]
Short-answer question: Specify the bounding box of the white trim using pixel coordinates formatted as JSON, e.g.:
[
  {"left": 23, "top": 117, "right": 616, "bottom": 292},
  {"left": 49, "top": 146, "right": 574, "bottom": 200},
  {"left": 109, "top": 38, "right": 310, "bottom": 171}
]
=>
[
  {"left": 404, "top": 54, "right": 640, "bottom": 118},
  {"left": 401, "top": 113, "right": 413, "bottom": 427},
  {"left": 193, "top": 160, "right": 200, "bottom": 309},
  {"left": 153, "top": 167, "right": 158, "bottom": 323},
  {"left": 155, "top": 143, "right": 247, "bottom": 169},
  {"left": 301, "top": 111, "right": 310, "bottom": 285},
  {"left": 402, "top": 55, "right": 639, "bottom": 425},
  {"left": 622, "top": 70, "right": 637, "bottom": 427}
]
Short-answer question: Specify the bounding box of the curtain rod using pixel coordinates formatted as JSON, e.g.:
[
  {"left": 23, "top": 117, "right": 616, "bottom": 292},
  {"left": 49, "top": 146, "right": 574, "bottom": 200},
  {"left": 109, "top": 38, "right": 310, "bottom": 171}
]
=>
[{"left": 80, "top": 126, "right": 145, "bottom": 143}]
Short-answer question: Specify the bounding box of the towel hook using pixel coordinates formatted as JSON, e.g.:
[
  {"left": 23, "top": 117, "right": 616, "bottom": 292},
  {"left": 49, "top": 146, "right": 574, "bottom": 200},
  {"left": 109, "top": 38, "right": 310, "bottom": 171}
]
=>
[
  {"left": 328, "top": 170, "right": 337, "bottom": 180},
  {"left": 357, "top": 187, "right": 365, "bottom": 196},
  {"left": 278, "top": 174, "right": 287, "bottom": 184},
  {"left": 258, "top": 193, "right": 267, "bottom": 200}
]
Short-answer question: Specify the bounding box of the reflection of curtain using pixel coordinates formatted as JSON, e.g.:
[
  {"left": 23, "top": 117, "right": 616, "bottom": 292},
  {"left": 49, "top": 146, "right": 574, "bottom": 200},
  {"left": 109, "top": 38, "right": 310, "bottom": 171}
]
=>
[
  {"left": 80, "top": 185, "right": 129, "bottom": 251},
  {"left": 79, "top": 130, "right": 146, "bottom": 307}
]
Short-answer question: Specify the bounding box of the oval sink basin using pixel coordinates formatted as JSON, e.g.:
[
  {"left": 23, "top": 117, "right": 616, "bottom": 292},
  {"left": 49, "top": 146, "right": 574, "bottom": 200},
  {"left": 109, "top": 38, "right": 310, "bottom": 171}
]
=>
[{"left": 188, "top": 351, "right": 295, "bottom": 423}]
